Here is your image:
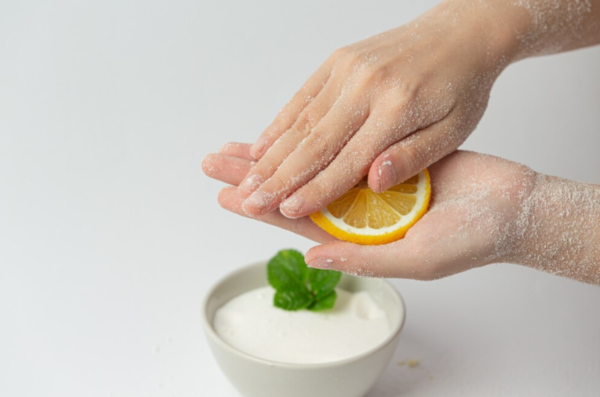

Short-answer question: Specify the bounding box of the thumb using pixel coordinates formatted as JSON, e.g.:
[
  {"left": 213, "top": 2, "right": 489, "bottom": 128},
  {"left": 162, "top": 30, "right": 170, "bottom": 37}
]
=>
[
  {"left": 368, "top": 117, "right": 463, "bottom": 193},
  {"left": 304, "top": 239, "right": 436, "bottom": 280}
]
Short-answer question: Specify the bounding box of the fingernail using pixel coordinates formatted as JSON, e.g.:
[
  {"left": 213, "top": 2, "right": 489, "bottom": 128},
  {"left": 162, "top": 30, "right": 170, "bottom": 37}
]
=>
[
  {"left": 307, "top": 258, "right": 334, "bottom": 269},
  {"left": 378, "top": 160, "right": 397, "bottom": 191},
  {"left": 251, "top": 136, "right": 268, "bottom": 159},
  {"left": 244, "top": 190, "right": 269, "bottom": 211},
  {"left": 280, "top": 194, "right": 305, "bottom": 216},
  {"left": 239, "top": 174, "right": 263, "bottom": 195}
]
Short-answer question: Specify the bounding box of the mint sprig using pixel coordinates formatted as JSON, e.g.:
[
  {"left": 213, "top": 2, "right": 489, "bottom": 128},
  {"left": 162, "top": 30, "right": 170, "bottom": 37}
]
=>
[{"left": 267, "top": 249, "right": 342, "bottom": 311}]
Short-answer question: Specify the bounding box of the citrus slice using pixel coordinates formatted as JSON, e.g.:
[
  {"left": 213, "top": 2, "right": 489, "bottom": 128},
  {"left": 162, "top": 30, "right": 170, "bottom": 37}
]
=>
[{"left": 309, "top": 169, "right": 431, "bottom": 245}]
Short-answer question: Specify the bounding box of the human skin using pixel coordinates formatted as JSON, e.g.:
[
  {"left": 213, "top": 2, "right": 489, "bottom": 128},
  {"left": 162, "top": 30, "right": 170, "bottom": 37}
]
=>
[
  {"left": 203, "top": 144, "right": 600, "bottom": 285},
  {"left": 236, "top": 0, "right": 600, "bottom": 220}
]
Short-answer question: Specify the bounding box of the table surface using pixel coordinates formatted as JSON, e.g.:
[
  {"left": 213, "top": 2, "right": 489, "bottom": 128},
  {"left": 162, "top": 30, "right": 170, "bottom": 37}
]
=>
[{"left": 1, "top": 1, "right": 599, "bottom": 396}]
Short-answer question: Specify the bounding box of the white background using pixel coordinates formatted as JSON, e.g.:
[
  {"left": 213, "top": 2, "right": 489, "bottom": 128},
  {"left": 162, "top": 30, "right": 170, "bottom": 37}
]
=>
[{"left": 1, "top": 1, "right": 599, "bottom": 396}]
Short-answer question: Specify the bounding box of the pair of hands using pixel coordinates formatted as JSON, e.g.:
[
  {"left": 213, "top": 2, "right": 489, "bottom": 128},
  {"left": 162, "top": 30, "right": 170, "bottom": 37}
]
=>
[
  {"left": 204, "top": 1, "right": 524, "bottom": 279},
  {"left": 203, "top": 144, "right": 537, "bottom": 279},
  {"left": 203, "top": 0, "right": 600, "bottom": 280}
]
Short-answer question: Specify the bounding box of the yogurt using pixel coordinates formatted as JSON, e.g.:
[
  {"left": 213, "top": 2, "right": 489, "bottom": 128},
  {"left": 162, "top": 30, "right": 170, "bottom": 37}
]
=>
[{"left": 213, "top": 286, "right": 391, "bottom": 364}]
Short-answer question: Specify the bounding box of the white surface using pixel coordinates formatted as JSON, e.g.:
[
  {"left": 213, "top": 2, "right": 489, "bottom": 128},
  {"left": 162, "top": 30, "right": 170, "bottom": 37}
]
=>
[
  {"left": 214, "top": 288, "right": 390, "bottom": 364},
  {"left": 0, "top": 1, "right": 599, "bottom": 396}
]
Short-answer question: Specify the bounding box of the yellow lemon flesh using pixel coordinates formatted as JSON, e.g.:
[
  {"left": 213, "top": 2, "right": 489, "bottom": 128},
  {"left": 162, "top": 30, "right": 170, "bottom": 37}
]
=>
[{"left": 309, "top": 170, "right": 431, "bottom": 245}]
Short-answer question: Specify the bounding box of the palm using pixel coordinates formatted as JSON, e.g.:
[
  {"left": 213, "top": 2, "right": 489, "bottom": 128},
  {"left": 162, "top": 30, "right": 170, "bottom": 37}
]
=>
[{"left": 203, "top": 144, "right": 535, "bottom": 279}]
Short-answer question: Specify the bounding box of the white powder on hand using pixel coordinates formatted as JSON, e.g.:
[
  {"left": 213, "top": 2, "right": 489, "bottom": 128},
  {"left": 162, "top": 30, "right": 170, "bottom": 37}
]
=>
[{"left": 213, "top": 287, "right": 391, "bottom": 364}]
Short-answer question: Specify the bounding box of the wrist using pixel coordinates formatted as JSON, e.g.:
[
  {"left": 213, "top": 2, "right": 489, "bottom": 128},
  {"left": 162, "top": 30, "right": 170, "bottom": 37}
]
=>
[
  {"left": 510, "top": 174, "right": 600, "bottom": 284},
  {"left": 428, "top": 0, "right": 527, "bottom": 76}
]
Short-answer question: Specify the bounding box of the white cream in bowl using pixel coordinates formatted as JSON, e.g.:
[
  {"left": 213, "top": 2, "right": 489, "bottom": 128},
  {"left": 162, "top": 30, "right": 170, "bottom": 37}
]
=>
[{"left": 213, "top": 286, "right": 392, "bottom": 364}]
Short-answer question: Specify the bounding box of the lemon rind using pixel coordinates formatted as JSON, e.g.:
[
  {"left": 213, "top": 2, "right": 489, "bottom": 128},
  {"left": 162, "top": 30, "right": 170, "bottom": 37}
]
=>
[{"left": 309, "top": 169, "right": 431, "bottom": 245}]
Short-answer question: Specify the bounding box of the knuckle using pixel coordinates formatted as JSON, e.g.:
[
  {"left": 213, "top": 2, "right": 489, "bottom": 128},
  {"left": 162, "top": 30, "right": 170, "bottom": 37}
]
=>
[
  {"left": 379, "top": 80, "right": 421, "bottom": 110},
  {"left": 336, "top": 48, "right": 363, "bottom": 72},
  {"left": 305, "top": 131, "right": 336, "bottom": 160},
  {"left": 360, "top": 61, "right": 384, "bottom": 82},
  {"left": 265, "top": 172, "right": 290, "bottom": 192},
  {"left": 396, "top": 144, "right": 426, "bottom": 177},
  {"left": 268, "top": 115, "right": 290, "bottom": 136},
  {"left": 254, "top": 154, "right": 279, "bottom": 176},
  {"left": 377, "top": 98, "right": 410, "bottom": 122},
  {"left": 397, "top": 80, "right": 420, "bottom": 101},
  {"left": 292, "top": 111, "right": 318, "bottom": 135},
  {"left": 329, "top": 46, "right": 352, "bottom": 63}
]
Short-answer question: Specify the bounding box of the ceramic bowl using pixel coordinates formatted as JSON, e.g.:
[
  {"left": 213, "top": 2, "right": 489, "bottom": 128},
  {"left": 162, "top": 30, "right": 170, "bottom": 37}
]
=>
[{"left": 201, "top": 261, "right": 406, "bottom": 397}]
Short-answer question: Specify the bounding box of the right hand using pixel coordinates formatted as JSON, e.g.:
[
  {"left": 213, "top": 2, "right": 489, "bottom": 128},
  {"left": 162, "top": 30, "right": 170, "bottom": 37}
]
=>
[{"left": 237, "top": 1, "right": 517, "bottom": 219}]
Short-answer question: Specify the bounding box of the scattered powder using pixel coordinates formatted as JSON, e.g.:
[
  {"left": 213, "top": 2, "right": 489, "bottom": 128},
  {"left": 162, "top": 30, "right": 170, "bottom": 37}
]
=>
[
  {"left": 437, "top": 153, "right": 599, "bottom": 284},
  {"left": 344, "top": 266, "right": 378, "bottom": 278},
  {"left": 509, "top": 174, "right": 600, "bottom": 284},
  {"left": 397, "top": 359, "right": 420, "bottom": 368},
  {"left": 214, "top": 287, "right": 391, "bottom": 364},
  {"left": 513, "top": 0, "right": 594, "bottom": 58},
  {"left": 379, "top": 160, "right": 394, "bottom": 177}
]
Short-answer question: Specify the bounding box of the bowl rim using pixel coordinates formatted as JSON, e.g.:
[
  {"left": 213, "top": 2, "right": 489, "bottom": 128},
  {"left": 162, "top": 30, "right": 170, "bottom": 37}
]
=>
[{"left": 201, "top": 260, "right": 407, "bottom": 369}]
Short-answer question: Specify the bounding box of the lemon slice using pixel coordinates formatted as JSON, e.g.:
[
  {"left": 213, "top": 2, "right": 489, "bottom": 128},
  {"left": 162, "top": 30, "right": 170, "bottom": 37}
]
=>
[{"left": 309, "top": 170, "right": 431, "bottom": 245}]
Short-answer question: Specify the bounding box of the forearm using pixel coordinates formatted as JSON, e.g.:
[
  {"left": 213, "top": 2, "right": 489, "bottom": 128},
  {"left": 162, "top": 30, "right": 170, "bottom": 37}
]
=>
[
  {"left": 511, "top": 174, "right": 600, "bottom": 285},
  {"left": 436, "top": 0, "right": 600, "bottom": 63},
  {"left": 498, "top": 0, "right": 600, "bottom": 59}
]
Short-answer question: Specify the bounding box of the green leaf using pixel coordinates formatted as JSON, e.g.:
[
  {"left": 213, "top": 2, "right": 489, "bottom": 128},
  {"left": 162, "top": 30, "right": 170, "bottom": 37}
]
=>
[
  {"left": 308, "top": 267, "right": 342, "bottom": 300},
  {"left": 267, "top": 249, "right": 308, "bottom": 291},
  {"left": 308, "top": 290, "right": 337, "bottom": 311},
  {"left": 267, "top": 249, "right": 341, "bottom": 312},
  {"left": 273, "top": 288, "right": 313, "bottom": 311}
]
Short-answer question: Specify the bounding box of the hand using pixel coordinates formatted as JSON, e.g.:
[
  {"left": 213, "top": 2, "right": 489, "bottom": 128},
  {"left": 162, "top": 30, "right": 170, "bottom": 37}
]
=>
[
  {"left": 203, "top": 144, "right": 539, "bottom": 280},
  {"left": 237, "top": 1, "right": 517, "bottom": 220}
]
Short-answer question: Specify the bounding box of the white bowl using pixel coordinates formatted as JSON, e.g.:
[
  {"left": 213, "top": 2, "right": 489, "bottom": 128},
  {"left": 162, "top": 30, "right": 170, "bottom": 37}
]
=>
[{"left": 201, "top": 261, "right": 406, "bottom": 397}]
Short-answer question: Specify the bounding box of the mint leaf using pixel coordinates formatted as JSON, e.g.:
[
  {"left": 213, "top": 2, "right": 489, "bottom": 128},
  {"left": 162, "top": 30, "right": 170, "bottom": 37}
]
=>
[
  {"left": 267, "top": 249, "right": 308, "bottom": 291},
  {"left": 308, "top": 291, "right": 337, "bottom": 311},
  {"left": 308, "top": 267, "right": 342, "bottom": 301},
  {"left": 274, "top": 288, "right": 313, "bottom": 311},
  {"left": 267, "top": 249, "right": 341, "bottom": 312}
]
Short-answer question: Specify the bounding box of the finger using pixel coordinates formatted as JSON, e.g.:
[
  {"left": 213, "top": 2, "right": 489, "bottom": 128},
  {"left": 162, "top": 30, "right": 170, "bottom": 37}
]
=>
[
  {"left": 368, "top": 112, "right": 465, "bottom": 193},
  {"left": 278, "top": 107, "right": 417, "bottom": 218},
  {"left": 303, "top": 239, "right": 431, "bottom": 279},
  {"left": 250, "top": 60, "right": 334, "bottom": 159},
  {"left": 238, "top": 79, "right": 341, "bottom": 198},
  {"left": 218, "top": 142, "right": 254, "bottom": 160},
  {"left": 242, "top": 99, "right": 369, "bottom": 216},
  {"left": 202, "top": 153, "right": 252, "bottom": 186},
  {"left": 218, "top": 186, "right": 336, "bottom": 244}
]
